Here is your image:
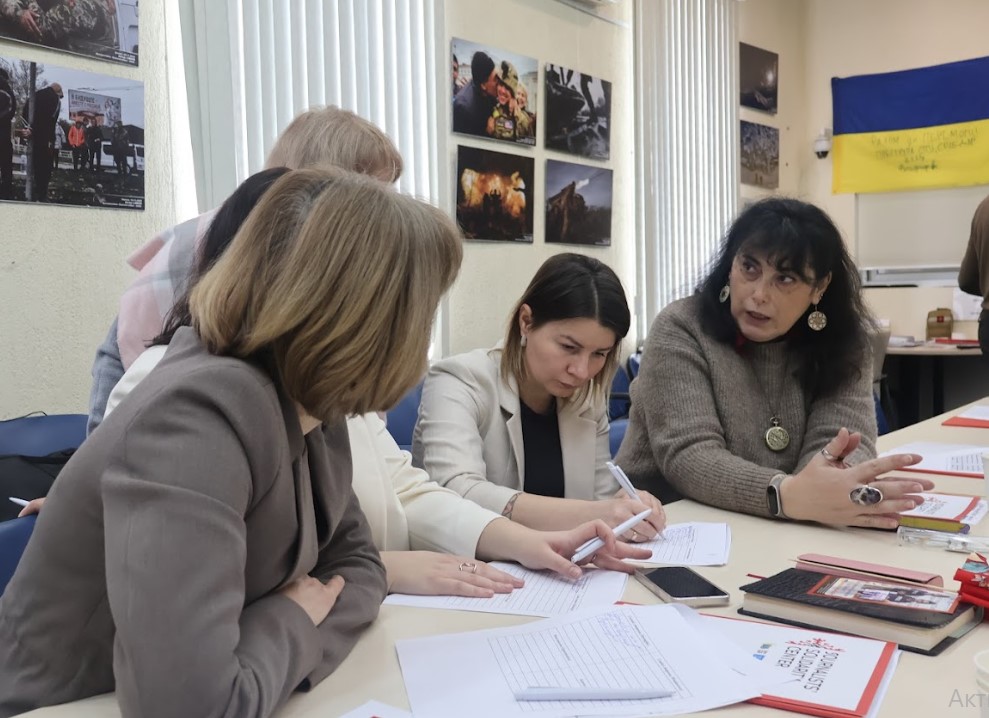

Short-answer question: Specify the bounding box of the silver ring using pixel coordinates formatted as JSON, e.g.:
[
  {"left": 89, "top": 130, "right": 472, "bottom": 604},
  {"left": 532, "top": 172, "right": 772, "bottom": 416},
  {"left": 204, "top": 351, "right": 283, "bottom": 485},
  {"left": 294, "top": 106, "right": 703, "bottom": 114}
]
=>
[
  {"left": 458, "top": 561, "right": 477, "bottom": 574},
  {"left": 820, "top": 447, "right": 843, "bottom": 463},
  {"left": 849, "top": 485, "right": 884, "bottom": 506}
]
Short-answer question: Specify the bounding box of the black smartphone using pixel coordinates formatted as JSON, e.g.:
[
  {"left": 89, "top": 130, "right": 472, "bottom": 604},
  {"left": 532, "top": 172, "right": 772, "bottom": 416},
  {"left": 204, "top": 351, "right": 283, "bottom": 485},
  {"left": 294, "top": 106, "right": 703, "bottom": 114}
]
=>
[{"left": 634, "top": 566, "right": 730, "bottom": 607}]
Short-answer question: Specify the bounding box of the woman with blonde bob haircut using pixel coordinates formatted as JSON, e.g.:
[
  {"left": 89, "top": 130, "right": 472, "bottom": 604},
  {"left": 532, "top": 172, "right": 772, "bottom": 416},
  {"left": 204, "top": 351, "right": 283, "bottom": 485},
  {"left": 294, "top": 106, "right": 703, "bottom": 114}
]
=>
[
  {"left": 414, "top": 253, "right": 667, "bottom": 539},
  {"left": 0, "top": 168, "right": 457, "bottom": 718},
  {"left": 192, "top": 168, "right": 455, "bottom": 419}
]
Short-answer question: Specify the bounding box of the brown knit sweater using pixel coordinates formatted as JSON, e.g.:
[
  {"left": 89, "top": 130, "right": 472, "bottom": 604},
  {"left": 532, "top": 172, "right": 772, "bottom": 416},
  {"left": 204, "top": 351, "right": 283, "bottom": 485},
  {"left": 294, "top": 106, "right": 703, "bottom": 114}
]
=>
[{"left": 615, "top": 295, "right": 877, "bottom": 517}]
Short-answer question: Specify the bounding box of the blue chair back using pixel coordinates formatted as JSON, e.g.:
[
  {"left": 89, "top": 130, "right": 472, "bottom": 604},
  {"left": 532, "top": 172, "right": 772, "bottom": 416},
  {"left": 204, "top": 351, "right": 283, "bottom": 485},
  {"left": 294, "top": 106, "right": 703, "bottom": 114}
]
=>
[
  {"left": 609, "top": 366, "right": 631, "bottom": 421},
  {"left": 0, "top": 414, "right": 88, "bottom": 456},
  {"left": 627, "top": 351, "right": 642, "bottom": 379},
  {"left": 609, "top": 418, "right": 628, "bottom": 458},
  {"left": 385, "top": 382, "right": 424, "bottom": 452},
  {"left": 0, "top": 514, "right": 37, "bottom": 596}
]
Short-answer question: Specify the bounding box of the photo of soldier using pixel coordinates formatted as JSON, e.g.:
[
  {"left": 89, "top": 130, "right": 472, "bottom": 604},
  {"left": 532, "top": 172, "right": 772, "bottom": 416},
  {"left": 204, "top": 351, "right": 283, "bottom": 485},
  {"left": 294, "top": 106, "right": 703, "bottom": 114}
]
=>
[
  {"left": 544, "top": 64, "right": 611, "bottom": 161},
  {"left": 0, "top": 66, "right": 14, "bottom": 199},
  {"left": 456, "top": 144, "right": 533, "bottom": 243},
  {"left": 545, "top": 158, "right": 613, "bottom": 247},
  {"left": 0, "top": 0, "right": 138, "bottom": 67},
  {"left": 739, "top": 42, "right": 778, "bottom": 114},
  {"left": 740, "top": 120, "right": 779, "bottom": 190},
  {"left": 0, "top": 53, "right": 144, "bottom": 208},
  {"left": 451, "top": 38, "right": 537, "bottom": 147}
]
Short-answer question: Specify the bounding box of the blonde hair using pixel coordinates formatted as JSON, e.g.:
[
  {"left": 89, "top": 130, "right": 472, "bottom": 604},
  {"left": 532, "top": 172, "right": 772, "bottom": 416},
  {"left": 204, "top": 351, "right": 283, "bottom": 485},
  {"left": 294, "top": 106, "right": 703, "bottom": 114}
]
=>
[
  {"left": 190, "top": 168, "right": 462, "bottom": 421},
  {"left": 265, "top": 106, "right": 403, "bottom": 182},
  {"left": 501, "top": 253, "right": 630, "bottom": 408}
]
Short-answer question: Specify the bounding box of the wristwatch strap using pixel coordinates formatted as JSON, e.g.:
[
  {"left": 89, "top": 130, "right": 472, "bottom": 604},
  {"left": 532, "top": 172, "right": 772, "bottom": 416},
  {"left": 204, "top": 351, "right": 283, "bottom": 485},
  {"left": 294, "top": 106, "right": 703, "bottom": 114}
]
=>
[{"left": 766, "top": 472, "right": 789, "bottom": 519}]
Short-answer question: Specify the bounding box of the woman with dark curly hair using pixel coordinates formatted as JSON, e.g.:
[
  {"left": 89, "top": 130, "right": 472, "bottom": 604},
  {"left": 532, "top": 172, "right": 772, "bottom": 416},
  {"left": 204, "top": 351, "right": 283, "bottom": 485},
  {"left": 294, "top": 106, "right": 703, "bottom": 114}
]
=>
[{"left": 616, "top": 197, "right": 933, "bottom": 528}]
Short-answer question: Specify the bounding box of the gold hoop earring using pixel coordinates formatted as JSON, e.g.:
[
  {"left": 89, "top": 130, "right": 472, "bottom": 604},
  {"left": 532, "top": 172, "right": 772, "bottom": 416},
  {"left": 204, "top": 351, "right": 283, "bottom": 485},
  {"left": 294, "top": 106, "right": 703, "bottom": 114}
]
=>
[
  {"left": 807, "top": 304, "right": 827, "bottom": 331},
  {"left": 719, "top": 284, "right": 730, "bottom": 303}
]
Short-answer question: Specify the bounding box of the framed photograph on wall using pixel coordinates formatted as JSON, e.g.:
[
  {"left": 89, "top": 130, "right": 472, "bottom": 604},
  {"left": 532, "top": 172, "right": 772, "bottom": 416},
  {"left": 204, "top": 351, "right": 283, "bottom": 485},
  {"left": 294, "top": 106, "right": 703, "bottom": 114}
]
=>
[
  {"left": 544, "top": 64, "right": 611, "bottom": 160},
  {"left": 740, "top": 120, "right": 779, "bottom": 190},
  {"left": 739, "top": 42, "right": 778, "bottom": 114},
  {"left": 0, "top": 1, "right": 139, "bottom": 67},
  {"left": 452, "top": 38, "right": 537, "bottom": 146},
  {"left": 0, "top": 54, "right": 144, "bottom": 209},
  {"left": 456, "top": 145, "right": 533, "bottom": 243},
  {"left": 545, "top": 159, "right": 612, "bottom": 246}
]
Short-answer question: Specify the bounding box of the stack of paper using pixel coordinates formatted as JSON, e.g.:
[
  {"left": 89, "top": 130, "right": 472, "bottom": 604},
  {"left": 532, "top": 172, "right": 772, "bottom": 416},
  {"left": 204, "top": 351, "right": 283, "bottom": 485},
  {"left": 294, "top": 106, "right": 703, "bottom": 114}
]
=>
[
  {"left": 628, "top": 521, "right": 731, "bottom": 565},
  {"left": 880, "top": 441, "right": 989, "bottom": 478},
  {"left": 384, "top": 562, "right": 627, "bottom": 617},
  {"left": 395, "top": 604, "right": 768, "bottom": 717}
]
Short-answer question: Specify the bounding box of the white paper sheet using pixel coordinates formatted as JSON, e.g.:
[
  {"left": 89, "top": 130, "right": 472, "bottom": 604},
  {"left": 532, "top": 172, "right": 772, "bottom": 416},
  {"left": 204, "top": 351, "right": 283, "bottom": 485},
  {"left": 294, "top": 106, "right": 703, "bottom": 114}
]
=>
[
  {"left": 881, "top": 441, "right": 989, "bottom": 477},
  {"left": 900, "top": 492, "right": 988, "bottom": 525},
  {"left": 951, "top": 405, "right": 989, "bottom": 422},
  {"left": 384, "top": 562, "right": 627, "bottom": 617},
  {"left": 696, "top": 614, "right": 899, "bottom": 716},
  {"left": 337, "top": 701, "right": 411, "bottom": 718},
  {"left": 628, "top": 522, "right": 731, "bottom": 565},
  {"left": 395, "top": 604, "right": 763, "bottom": 718},
  {"left": 954, "top": 287, "right": 983, "bottom": 321}
]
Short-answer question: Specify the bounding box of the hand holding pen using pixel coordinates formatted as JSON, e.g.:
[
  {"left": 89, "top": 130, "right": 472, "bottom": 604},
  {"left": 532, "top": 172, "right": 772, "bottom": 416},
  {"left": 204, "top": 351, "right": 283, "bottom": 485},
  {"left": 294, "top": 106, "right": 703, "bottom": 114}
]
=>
[{"left": 607, "top": 461, "right": 668, "bottom": 540}]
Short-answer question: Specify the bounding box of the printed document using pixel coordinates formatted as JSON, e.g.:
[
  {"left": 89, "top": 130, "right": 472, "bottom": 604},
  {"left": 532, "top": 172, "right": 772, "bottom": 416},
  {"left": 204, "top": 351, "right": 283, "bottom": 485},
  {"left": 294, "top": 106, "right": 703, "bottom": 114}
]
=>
[
  {"left": 696, "top": 614, "right": 899, "bottom": 718},
  {"left": 384, "top": 562, "right": 627, "bottom": 617},
  {"left": 880, "top": 441, "right": 989, "bottom": 477},
  {"left": 628, "top": 522, "right": 731, "bottom": 565},
  {"left": 337, "top": 701, "right": 411, "bottom": 718},
  {"left": 396, "top": 604, "right": 763, "bottom": 718}
]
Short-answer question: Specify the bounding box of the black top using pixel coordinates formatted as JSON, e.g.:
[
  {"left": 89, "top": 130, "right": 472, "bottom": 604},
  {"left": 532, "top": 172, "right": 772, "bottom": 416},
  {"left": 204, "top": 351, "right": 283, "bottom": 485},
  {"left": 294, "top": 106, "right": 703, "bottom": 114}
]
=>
[{"left": 520, "top": 400, "right": 565, "bottom": 498}]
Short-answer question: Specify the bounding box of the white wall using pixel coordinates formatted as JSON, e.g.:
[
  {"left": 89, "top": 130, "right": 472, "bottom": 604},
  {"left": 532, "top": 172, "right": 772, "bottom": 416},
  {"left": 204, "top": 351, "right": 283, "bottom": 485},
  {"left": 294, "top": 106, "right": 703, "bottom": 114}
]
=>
[
  {"left": 443, "top": 0, "right": 636, "bottom": 354},
  {"left": 738, "top": 0, "right": 989, "bottom": 339},
  {"left": 0, "top": 0, "right": 182, "bottom": 418}
]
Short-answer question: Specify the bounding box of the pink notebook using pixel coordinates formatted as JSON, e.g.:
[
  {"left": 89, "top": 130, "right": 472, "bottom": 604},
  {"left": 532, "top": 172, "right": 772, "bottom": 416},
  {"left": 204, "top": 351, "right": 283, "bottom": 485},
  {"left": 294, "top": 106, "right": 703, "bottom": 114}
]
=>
[{"left": 795, "top": 553, "right": 943, "bottom": 587}]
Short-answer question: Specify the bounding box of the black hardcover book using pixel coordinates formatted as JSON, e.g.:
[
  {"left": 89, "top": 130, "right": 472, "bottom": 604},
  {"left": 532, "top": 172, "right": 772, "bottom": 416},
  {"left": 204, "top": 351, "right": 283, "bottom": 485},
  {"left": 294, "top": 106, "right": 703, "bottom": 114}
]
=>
[{"left": 738, "top": 568, "right": 982, "bottom": 655}]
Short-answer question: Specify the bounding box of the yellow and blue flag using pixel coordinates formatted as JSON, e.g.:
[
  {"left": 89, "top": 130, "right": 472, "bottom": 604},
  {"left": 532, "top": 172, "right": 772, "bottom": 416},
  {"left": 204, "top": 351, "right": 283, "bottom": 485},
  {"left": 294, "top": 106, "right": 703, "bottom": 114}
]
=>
[{"left": 832, "top": 55, "right": 989, "bottom": 193}]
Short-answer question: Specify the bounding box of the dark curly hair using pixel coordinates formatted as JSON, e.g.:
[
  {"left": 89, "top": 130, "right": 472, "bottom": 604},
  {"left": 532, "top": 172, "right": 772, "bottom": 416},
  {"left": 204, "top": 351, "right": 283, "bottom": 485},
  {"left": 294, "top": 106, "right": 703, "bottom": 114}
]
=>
[{"left": 696, "top": 197, "right": 875, "bottom": 398}]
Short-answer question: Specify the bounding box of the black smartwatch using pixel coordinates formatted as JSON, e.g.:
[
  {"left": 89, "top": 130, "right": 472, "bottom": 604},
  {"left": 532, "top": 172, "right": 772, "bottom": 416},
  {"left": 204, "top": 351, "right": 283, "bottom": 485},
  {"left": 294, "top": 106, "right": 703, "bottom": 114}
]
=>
[{"left": 766, "top": 473, "right": 790, "bottom": 519}]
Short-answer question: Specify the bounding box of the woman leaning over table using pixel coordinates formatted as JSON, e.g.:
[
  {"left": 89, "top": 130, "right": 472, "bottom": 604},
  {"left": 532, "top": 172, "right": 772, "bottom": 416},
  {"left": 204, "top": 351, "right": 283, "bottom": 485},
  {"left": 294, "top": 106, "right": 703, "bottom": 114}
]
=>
[
  {"left": 0, "top": 168, "right": 462, "bottom": 718},
  {"left": 615, "top": 197, "right": 932, "bottom": 528},
  {"left": 54, "top": 169, "right": 649, "bottom": 604},
  {"left": 413, "top": 253, "right": 667, "bottom": 540}
]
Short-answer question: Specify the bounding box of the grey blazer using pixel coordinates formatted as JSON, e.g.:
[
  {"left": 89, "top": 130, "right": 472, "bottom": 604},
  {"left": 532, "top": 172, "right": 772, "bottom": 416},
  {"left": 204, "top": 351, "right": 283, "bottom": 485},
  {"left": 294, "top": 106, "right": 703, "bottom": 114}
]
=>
[
  {"left": 0, "top": 328, "right": 387, "bottom": 718},
  {"left": 412, "top": 346, "right": 618, "bottom": 514}
]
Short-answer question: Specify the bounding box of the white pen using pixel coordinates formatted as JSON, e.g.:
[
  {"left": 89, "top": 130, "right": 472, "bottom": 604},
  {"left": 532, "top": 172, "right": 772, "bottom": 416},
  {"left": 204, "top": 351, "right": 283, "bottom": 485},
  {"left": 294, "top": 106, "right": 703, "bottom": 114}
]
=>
[
  {"left": 515, "top": 686, "right": 674, "bottom": 702},
  {"left": 571, "top": 508, "right": 652, "bottom": 563},
  {"left": 8, "top": 497, "right": 30, "bottom": 508},
  {"left": 607, "top": 461, "right": 666, "bottom": 539}
]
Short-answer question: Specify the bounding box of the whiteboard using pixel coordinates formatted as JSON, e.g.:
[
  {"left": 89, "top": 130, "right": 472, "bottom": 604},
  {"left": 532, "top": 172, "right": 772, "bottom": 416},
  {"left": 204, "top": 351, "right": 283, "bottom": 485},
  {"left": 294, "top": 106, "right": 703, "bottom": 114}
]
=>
[{"left": 856, "top": 184, "right": 988, "bottom": 269}]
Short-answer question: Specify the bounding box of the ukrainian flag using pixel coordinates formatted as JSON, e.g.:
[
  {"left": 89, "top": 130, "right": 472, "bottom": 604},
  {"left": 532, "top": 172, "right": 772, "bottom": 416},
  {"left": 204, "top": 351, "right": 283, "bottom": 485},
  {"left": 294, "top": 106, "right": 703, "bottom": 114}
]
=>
[{"left": 832, "top": 55, "right": 989, "bottom": 193}]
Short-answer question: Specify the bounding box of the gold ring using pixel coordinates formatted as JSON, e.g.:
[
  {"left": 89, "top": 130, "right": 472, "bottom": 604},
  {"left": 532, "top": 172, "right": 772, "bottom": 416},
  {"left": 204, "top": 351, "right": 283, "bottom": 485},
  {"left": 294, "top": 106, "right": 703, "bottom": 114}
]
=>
[
  {"left": 459, "top": 561, "right": 477, "bottom": 574},
  {"left": 629, "top": 528, "right": 641, "bottom": 540}
]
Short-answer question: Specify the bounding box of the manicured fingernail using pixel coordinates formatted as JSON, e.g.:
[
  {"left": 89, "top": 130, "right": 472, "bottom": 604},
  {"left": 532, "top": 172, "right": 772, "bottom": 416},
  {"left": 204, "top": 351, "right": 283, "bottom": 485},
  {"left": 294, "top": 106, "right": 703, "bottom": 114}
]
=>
[{"left": 569, "top": 567, "right": 581, "bottom": 579}]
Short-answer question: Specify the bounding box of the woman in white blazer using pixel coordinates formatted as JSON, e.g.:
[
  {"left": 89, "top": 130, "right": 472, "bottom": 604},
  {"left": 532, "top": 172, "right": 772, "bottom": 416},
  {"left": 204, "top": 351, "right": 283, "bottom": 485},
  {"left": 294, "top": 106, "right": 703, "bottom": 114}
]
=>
[{"left": 413, "top": 253, "right": 667, "bottom": 539}]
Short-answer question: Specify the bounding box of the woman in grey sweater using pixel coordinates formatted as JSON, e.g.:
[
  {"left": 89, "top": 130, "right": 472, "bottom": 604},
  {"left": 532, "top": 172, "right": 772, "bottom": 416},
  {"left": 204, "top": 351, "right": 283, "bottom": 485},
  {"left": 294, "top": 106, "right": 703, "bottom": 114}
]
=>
[{"left": 616, "top": 198, "right": 933, "bottom": 528}]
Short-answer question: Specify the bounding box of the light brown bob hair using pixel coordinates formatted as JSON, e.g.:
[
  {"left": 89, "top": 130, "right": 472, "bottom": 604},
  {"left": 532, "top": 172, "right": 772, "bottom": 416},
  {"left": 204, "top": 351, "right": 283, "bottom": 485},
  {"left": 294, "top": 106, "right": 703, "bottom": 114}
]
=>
[
  {"left": 501, "top": 253, "right": 630, "bottom": 408},
  {"left": 190, "top": 168, "right": 462, "bottom": 421},
  {"left": 265, "top": 105, "right": 403, "bottom": 183}
]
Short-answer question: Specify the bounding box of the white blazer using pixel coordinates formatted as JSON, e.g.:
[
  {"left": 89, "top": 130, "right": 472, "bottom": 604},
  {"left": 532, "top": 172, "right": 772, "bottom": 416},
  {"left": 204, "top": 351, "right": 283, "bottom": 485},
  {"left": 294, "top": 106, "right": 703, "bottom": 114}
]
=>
[
  {"left": 412, "top": 346, "right": 618, "bottom": 514},
  {"left": 106, "top": 346, "right": 500, "bottom": 557}
]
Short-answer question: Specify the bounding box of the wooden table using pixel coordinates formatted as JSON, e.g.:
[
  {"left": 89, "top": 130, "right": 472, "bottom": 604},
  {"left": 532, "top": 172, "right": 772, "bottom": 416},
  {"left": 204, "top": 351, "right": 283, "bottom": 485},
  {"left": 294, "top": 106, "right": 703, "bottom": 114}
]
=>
[{"left": 23, "top": 404, "right": 989, "bottom": 717}]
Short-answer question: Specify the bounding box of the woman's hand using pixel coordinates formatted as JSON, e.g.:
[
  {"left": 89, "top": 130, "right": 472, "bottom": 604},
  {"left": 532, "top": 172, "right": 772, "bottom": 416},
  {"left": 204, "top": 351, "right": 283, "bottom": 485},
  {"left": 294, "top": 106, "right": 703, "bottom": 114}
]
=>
[
  {"left": 17, "top": 497, "right": 45, "bottom": 517},
  {"left": 279, "top": 575, "right": 345, "bottom": 626},
  {"left": 381, "top": 551, "right": 523, "bottom": 597},
  {"left": 612, "top": 488, "right": 667, "bottom": 541},
  {"left": 511, "top": 520, "right": 653, "bottom": 576},
  {"left": 780, "top": 428, "right": 932, "bottom": 528}
]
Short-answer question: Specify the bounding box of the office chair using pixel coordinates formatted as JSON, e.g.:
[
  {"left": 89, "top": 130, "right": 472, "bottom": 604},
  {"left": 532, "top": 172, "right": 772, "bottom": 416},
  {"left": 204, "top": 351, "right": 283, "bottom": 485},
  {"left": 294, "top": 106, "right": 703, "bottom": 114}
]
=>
[
  {"left": 609, "top": 365, "right": 632, "bottom": 421},
  {"left": 0, "top": 514, "right": 37, "bottom": 596},
  {"left": 869, "top": 328, "right": 895, "bottom": 434},
  {"left": 385, "top": 382, "right": 424, "bottom": 452},
  {"left": 0, "top": 413, "right": 88, "bottom": 456}
]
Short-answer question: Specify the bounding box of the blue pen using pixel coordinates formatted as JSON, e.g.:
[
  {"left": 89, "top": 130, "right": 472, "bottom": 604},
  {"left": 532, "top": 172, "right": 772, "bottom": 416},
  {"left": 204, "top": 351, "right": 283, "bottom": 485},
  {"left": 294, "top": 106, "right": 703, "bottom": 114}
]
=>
[{"left": 607, "top": 461, "right": 666, "bottom": 539}]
